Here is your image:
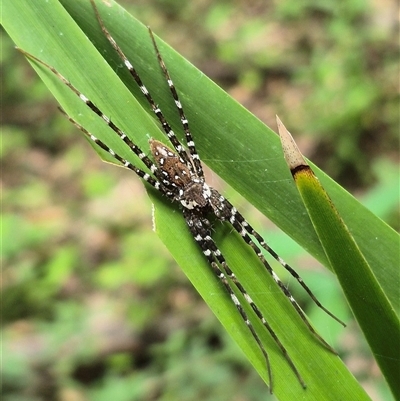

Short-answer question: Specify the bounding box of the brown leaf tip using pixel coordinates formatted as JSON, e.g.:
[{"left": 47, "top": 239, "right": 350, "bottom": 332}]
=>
[{"left": 276, "top": 115, "right": 308, "bottom": 172}]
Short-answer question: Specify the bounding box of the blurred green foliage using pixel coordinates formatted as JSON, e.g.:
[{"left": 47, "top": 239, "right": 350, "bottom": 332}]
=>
[{"left": 2, "top": 0, "right": 398, "bottom": 400}]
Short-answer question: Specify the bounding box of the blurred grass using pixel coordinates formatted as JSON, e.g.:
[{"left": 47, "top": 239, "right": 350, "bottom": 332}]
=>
[{"left": 1, "top": 0, "right": 398, "bottom": 400}]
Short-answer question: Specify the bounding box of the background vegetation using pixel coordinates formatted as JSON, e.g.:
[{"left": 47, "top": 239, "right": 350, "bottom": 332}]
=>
[{"left": 2, "top": 0, "right": 398, "bottom": 400}]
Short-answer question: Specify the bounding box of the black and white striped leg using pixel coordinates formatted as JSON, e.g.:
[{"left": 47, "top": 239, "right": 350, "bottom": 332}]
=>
[
  {"left": 58, "top": 109, "right": 173, "bottom": 197},
  {"left": 234, "top": 210, "right": 346, "bottom": 327},
  {"left": 89, "top": 0, "right": 194, "bottom": 173},
  {"left": 17, "top": 49, "right": 162, "bottom": 180},
  {"left": 183, "top": 210, "right": 273, "bottom": 392},
  {"left": 213, "top": 194, "right": 344, "bottom": 352},
  {"left": 183, "top": 208, "right": 306, "bottom": 393},
  {"left": 148, "top": 29, "right": 204, "bottom": 179}
]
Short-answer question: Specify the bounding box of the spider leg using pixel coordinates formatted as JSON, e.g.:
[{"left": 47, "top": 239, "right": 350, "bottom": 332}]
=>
[
  {"left": 234, "top": 209, "right": 346, "bottom": 327},
  {"left": 210, "top": 189, "right": 343, "bottom": 352},
  {"left": 89, "top": 0, "right": 194, "bottom": 174},
  {"left": 148, "top": 29, "right": 204, "bottom": 179},
  {"left": 58, "top": 108, "right": 173, "bottom": 198},
  {"left": 17, "top": 48, "right": 163, "bottom": 179},
  {"left": 183, "top": 209, "right": 306, "bottom": 393}
]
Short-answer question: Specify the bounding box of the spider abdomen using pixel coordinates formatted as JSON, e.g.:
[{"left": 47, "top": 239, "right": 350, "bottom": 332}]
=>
[{"left": 181, "top": 180, "right": 211, "bottom": 209}]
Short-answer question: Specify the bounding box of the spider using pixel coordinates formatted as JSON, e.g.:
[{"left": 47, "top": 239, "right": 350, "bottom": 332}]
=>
[{"left": 19, "top": 0, "right": 345, "bottom": 393}]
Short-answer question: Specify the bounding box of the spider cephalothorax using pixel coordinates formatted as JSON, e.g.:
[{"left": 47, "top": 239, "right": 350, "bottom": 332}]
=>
[
  {"left": 149, "top": 139, "right": 211, "bottom": 209},
  {"left": 19, "top": 0, "right": 345, "bottom": 393}
]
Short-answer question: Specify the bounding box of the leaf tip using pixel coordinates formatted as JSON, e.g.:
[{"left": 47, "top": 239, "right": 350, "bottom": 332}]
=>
[{"left": 276, "top": 115, "right": 308, "bottom": 172}]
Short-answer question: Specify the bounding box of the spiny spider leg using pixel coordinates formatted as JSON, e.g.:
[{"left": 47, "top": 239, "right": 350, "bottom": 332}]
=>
[
  {"left": 185, "top": 213, "right": 272, "bottom": 386},
  {"left": 184, "top": 208, "right": 307, "bottom": 390},
  {"left": 57, "top": 108, "right": 174, "bottom": 198},
  {"left": 232, "top": 206, "right": 346, "bottom": 327},
  {"left": 209, "top": 188, "right": 346, "bottom": 333},
  {"left": 147, "top": 29, "right": 204, "bottom": 179},
  {"left": 17, "top": 48, "right": 183, "bottom": 192},
  {"left": 210, "top": 191, "right": 344, "bottom": 351},
  {"left": 224, "top": 201, "right": 337, "bottom": 352},
  {"left": 89, "top": 0, "right": 194, "bottom": 174},
  {"left": 16, "top": 49, "right": 162, "bottom": 180}
]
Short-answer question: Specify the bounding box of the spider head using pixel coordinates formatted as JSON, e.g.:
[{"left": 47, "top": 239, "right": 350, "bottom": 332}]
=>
[{"left": 149, "top": 139, "right": 191, "bottom": 184}]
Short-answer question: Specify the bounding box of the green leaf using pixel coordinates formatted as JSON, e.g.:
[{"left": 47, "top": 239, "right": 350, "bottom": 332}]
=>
[
  {"left": 278, "top": 118, "right": 400, "bottom": 398},
  {"left": 3, "top": 0, "right": 397, "bottom": 399}
]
